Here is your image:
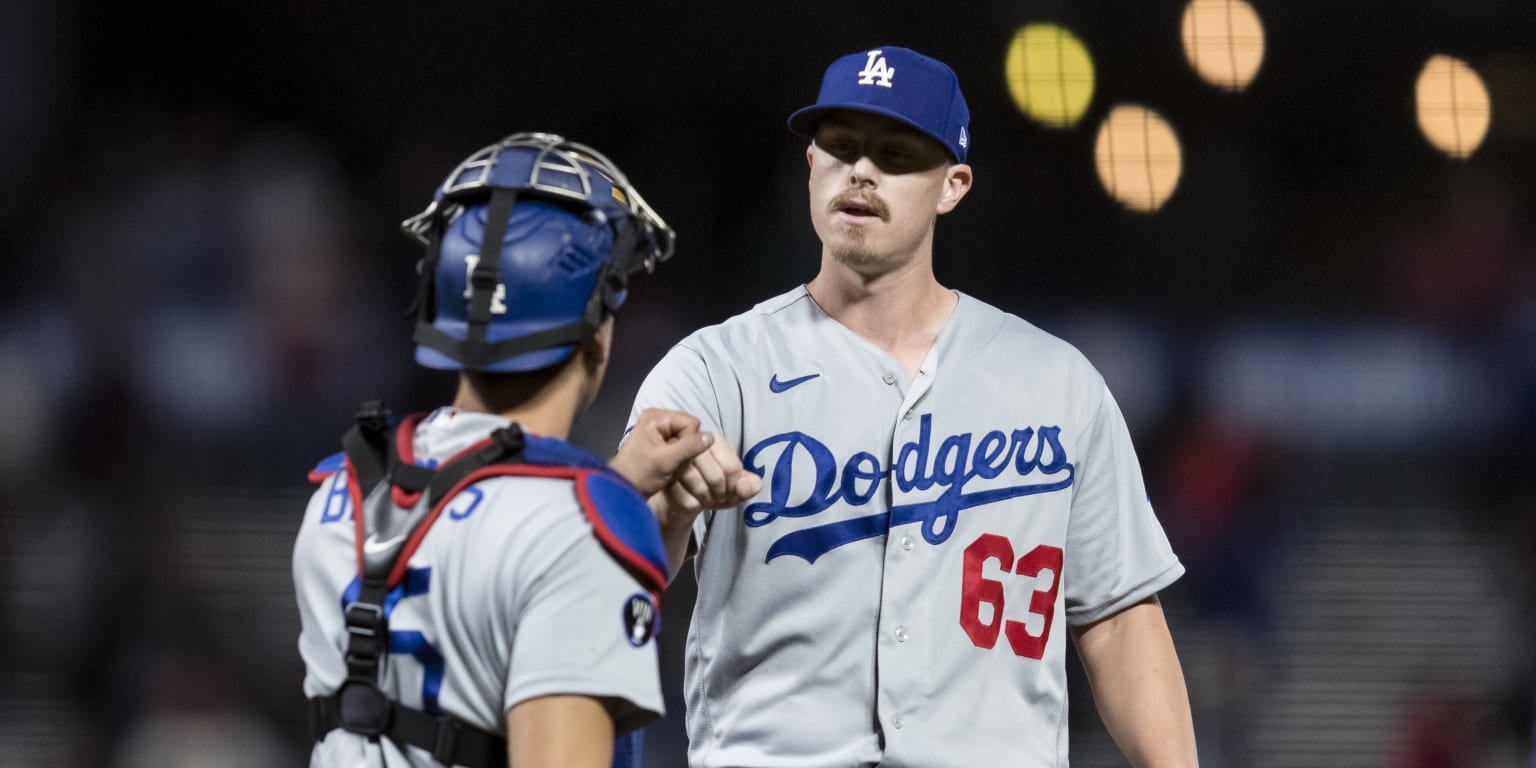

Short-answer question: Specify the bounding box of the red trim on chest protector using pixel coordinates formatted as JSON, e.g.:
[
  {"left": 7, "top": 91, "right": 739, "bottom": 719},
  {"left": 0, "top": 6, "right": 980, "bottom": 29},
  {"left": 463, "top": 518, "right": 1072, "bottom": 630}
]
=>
[
  {"left": 387, "top": 413, "right": 428, "bottom": 508},
  {"left": 385, "top": 414, "right": 518, "bottom": 509},
  {"left": 380, "top": 464, "right": 667, "bottom": 594},
  {"left": 344, "top": 457, "right": 368, "bottom": 575}
]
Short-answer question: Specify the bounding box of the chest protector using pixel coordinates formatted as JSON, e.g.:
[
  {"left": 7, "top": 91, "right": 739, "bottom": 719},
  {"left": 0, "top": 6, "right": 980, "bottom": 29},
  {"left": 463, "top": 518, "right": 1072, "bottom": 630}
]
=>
[{"left": 307, "top": 401, "right": 662, "bottom": 768}]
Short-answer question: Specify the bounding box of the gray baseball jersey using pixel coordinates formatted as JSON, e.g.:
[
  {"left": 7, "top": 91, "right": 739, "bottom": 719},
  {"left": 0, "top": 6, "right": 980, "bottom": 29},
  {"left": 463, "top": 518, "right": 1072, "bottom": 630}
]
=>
[
  {"left": 627, "top": 287, "right": 1183, "bottom": 768},
  {"left": 294, "top": 408, "right": 665, "bottom": 767}
]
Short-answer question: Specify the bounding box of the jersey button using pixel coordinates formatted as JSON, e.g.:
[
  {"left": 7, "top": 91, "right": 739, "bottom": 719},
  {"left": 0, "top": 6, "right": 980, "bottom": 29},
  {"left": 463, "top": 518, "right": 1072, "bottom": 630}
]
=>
[
  {"left": 903, "top": 409, "right": 913, "bottom": 420},
  {"left": 892, "top": 713, "right": 905, "bottom": 729},
  {"left": 882, "top": 370, "right": 896, "bottom": 385},
  {"left": 900, "top": 535, "right": 914, "bottom": 551},
  {"left": 895, "top": 626, "right": 909, "bottom": 643}
]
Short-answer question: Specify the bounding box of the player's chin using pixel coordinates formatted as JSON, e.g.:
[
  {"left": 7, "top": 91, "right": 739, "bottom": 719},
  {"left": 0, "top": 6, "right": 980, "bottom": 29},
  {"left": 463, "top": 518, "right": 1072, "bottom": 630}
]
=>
[{"left": 829, "top": 243, "right": 884, "bottom": 270}]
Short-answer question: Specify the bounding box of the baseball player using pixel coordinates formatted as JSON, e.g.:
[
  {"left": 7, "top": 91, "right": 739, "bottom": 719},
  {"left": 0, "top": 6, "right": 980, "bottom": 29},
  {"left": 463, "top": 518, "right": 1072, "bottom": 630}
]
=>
[
  {"left": 293, "top": 132, "right": 713, "bottom": 768},
  {"left": 627, "top": 47, "right": 1199, "bottom": 766}
]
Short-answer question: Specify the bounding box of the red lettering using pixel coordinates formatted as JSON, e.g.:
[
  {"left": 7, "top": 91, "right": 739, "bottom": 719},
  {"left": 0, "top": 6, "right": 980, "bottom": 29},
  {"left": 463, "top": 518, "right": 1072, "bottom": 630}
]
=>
[{"left": 959, "top": 534, "right": 1064, "bottom": 659}]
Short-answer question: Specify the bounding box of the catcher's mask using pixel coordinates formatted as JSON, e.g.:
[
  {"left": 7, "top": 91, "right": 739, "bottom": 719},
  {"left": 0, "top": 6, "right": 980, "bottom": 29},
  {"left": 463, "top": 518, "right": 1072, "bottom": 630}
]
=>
[{"left": 402, "top": 132, "right": 675, "bottom": 373}]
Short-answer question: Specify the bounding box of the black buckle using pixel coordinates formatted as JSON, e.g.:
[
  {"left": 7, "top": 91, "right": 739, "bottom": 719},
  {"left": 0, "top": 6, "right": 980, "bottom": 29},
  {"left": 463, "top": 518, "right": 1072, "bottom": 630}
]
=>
[
  {"left": 344, "top": 602, "right": 386, "bottom": 640},
  {"left": 343, "top": 602, "right": 387, "bottom": 677},
  {"left": 469, "top": 262, "right": 500, "bottom": 293},
  {"left": 492, "top": 426, "right": 525, "bottom": 454},
  {"left": 337, "top": 682, "right": 392, "bottom": 737}
]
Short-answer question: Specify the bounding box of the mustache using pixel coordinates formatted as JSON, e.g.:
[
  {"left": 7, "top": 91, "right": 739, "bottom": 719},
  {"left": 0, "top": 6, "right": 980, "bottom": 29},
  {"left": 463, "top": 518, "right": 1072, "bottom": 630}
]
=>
[{"left": 828, "top": 189, "right": 891, "bottom": 222}]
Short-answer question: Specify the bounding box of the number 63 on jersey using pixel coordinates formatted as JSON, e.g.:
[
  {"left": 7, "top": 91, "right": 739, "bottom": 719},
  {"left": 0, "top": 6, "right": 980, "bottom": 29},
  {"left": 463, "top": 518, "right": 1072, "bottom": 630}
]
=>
[{"left": 959, "top": 534, "right": 1064, "bottom": 660}]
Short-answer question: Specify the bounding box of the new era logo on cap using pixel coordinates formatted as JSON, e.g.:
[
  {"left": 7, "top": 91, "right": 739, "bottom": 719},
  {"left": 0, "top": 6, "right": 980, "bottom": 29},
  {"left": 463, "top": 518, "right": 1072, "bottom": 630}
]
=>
[{"left": 788, "top": 45, "right": 971, "bottom": 163}]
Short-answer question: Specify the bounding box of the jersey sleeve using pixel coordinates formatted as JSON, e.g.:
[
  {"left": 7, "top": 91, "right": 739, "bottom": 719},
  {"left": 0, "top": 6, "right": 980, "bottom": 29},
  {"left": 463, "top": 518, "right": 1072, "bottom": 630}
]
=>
[
  {"left": 294, "top": 472, "right": 357, "bottom": 698},
  {"left": 1062, "top": 382, "right": 1184, "bottom": 626},
  {"left": 626, "top": 341, "right": 736, "bottom": 550},
  {"left": 504, "top": 527, "right": 665, "bottom": 735},
  {"left": 627, "top": 342, "right": 730, "bottom": 438}
]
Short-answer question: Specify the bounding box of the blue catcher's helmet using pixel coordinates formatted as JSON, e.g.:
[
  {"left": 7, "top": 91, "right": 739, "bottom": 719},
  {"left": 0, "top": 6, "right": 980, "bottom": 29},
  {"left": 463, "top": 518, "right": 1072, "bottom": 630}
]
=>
[{"left": 401, "top": 132, "right": 675, "bottom": 372}]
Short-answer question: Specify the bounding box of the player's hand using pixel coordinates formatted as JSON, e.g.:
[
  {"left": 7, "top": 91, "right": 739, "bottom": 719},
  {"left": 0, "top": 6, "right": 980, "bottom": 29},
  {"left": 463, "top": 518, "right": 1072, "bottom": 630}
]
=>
[
  {"left": 609, "top": 408, "right": 713, "bottom": 497},
  {"left": 663, "top": 432, "right": 763, "bottom": 514}
]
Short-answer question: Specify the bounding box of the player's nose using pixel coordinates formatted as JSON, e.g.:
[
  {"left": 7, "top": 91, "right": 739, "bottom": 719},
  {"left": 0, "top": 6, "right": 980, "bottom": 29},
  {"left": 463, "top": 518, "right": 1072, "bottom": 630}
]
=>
[{"left": 848, "top": 154, "right": 879, "bottom": 186}]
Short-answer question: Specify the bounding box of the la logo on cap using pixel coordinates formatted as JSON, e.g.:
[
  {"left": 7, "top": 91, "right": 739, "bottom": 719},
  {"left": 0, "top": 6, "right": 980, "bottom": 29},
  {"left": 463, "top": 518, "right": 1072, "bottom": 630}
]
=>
[{"left": 857, "top": 49, "right": 895, "bottom": 87}]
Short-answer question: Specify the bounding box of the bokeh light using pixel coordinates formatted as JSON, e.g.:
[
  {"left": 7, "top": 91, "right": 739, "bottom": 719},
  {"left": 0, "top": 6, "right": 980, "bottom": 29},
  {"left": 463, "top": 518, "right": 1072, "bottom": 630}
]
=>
[
  {"left": 1415, "top": 54, "right": 1492, "bottom": 159},
  {"left": 1004, "top": 23, "right": 1096, "bottom": 128},
  {"left": 1094, "top": 105, "right": 1183, "bottom": 212},
  {"left": 1180, "top": 0, "right": 1266, "bottom": 91}
]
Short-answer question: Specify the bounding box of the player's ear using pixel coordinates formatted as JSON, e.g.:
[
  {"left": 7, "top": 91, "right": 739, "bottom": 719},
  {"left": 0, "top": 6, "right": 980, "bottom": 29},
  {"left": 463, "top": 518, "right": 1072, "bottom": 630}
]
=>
[
  {"left": 936, "top": 163, "right": 973, "bottom": 214},
  {"left": 806, "top": 142, "right": 815, "bottom": 168},
  {"left": 584, "top": 317, "right": 615, "bottom": 372}
]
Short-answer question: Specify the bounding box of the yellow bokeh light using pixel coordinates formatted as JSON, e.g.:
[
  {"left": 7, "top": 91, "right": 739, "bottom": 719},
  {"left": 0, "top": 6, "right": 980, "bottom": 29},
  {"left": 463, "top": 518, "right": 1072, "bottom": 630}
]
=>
[
  {"left": 1094, "top": 105, "right": 1183, "bottom": 213},
  {"left": 1181, "top": 0, "right": 1266, "bottom": 91},
  {"left": 1416, "top": 54, "right": 1491, "bottom": 159},
  {"left": 1005, "top": 24, "right": 1096, "bottom": 128}
]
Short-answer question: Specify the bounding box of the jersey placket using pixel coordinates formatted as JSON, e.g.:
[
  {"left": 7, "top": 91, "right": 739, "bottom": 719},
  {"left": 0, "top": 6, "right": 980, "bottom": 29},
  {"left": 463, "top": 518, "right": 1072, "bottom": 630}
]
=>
[{"left": 875, "top": 349, "right": 938, "bottom": 758}]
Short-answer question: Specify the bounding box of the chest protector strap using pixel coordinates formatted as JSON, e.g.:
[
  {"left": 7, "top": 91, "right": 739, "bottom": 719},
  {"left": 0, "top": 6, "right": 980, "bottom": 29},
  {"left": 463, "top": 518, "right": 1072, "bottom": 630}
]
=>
[{"left": 309, "top": 400, "right": 525, "bottom": 768}]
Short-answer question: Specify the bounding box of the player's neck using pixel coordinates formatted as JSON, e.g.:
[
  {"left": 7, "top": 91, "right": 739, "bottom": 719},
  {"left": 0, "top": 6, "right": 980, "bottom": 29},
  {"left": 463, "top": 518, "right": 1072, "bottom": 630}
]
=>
[
  {"left": 451, "top": 373, "right": 581, "bottom": 440},
  {"left": 806, "top": 260, "right": 957, "bottom": 375}
]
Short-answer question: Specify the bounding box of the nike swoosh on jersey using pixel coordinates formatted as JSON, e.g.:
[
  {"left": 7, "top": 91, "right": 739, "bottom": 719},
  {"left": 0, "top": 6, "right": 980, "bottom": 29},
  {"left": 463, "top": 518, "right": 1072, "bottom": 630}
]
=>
[
  {"left": 768, "top": 373, "right": 820, "bottom": 393},
  {"left": 362, "top": 533, "right": 406, "bottom": 555}
]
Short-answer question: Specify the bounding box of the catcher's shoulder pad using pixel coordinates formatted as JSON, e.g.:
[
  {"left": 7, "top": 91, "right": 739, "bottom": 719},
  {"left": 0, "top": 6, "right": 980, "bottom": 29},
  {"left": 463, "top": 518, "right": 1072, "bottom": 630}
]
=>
[
  {"left": 522, "top": 436, "right": 668, "bottom": 594},
  {"left": 574, "top": 469, "right": 668, "bottom": 594},
  {"left": 308, "top": 451, "right": 346, "bottom": 483}
]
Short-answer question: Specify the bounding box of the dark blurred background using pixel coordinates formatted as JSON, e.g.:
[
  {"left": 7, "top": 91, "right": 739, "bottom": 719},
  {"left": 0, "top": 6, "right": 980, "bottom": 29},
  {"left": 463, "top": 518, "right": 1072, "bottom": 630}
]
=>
[{"left": 1, "top": 1, "right": 1532, "bottom": 766}]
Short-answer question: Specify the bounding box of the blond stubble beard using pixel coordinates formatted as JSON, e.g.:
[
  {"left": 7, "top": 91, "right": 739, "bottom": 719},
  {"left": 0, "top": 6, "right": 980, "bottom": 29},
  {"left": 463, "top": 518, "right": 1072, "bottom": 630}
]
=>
[
  {"left": 828, "top": 224, "right": 885, "bottom": 268},
  {"left": 828, "top": 224, "right": 932, "bottom": 273}
]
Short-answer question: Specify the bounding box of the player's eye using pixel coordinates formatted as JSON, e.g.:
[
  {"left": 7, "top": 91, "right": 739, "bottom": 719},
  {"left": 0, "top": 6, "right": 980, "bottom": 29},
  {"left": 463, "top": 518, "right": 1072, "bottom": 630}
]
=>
[
  {"left": 874, "top": 147, "right": 921, "bottom": 172},
  {"left": 875, "top": 141, "right": 944, "bottom": 173},
  {"left": 821, "top": 140, "right": 858, "bottom": 161}
]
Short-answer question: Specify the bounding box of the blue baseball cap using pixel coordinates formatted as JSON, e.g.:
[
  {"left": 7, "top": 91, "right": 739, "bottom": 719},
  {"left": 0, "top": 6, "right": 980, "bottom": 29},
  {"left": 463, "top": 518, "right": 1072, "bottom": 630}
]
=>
[{"left": 788, "top": 46, "right": 971, "bottom": 163}]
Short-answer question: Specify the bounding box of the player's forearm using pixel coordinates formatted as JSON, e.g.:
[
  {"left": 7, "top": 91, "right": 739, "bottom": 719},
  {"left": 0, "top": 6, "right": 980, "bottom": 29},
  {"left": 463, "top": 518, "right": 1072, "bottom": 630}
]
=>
[
  {"left": 1071, "top": 596, "right": 1199, "bottom": 768},
  {"left": 649, "top": 490, "right": 701, "bottom": 582}
]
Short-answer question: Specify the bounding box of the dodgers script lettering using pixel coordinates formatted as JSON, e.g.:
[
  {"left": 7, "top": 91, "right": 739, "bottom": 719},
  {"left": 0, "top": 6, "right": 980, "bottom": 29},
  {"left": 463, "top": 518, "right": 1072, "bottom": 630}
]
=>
[{"left": 742, "top": 414, "right": 1074, "bottom": 563}]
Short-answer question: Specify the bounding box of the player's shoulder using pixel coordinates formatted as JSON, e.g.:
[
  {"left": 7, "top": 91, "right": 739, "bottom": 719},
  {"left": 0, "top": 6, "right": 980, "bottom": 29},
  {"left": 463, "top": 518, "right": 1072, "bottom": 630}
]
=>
[
  {"left": 307, "top": 451, "right": 345, "bottom": 483},
  {"left": 952, "top": 291, "right": 1112, "bottom": 387},
  {"left": 507, "top": 436, "right": 670, "bottom": 594},
  {"left": 672, "top": 285, "right": 813, "bottom": 352},
  {"left": 956, "top": 292, "right": 1100, "bottom": 372},
  {"left": 301, "top": 433, "right": 667, "bottom": 593}
]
